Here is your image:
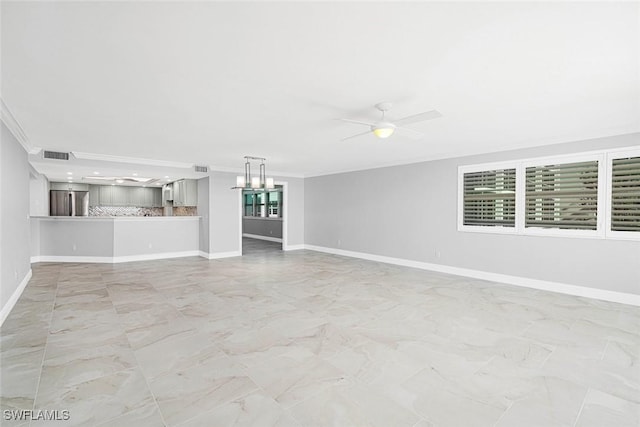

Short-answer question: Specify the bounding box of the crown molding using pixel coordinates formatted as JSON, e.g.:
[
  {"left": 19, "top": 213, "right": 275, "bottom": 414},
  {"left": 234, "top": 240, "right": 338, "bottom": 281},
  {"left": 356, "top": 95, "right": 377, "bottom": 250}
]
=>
[
  {"left": 0, "top": 97, "right": 41, "bottom": 155},
  {"left": 72, "top": 151, "right": 195, "bottom": 169},
  {"left": 206, "top": 163, "right": 305, "bottom": 178}
]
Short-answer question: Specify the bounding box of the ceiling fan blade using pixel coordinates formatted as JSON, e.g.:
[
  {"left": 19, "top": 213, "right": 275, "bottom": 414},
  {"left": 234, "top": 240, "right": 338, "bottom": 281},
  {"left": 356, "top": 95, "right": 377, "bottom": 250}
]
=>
[
  {"left": 394, "top": 110, "right": 442, "bottom": 126},
  {"left": 395, "top": 126, "right": 425, "bottom": 139},
  {"left": 339, "top": 118, "right": 377, "bottom": 127},
  {"left": 341, "top": 130, "right": 373, "bottom": 141}
]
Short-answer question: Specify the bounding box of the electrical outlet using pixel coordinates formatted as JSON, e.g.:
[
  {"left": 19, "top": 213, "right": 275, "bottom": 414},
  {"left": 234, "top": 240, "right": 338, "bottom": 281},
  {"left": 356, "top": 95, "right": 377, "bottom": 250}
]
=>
[
  {"left": 148, "top": 243, "right": 153, "bottom": 249},
  {"left": 72, "top": 243, "right": 77, "bottom": 251},
  {"left": 435, "top": 250, "right": 441, "bottom": 259},
  {"left": 337, "top": 239, "right": 341, "bottom": 247}
]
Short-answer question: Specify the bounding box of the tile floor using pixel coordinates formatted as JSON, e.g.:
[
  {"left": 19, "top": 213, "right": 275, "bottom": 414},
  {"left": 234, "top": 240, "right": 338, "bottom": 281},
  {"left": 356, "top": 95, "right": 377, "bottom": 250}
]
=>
[{"left": 1, "top": 239, "right": 638, "bottom": 426}]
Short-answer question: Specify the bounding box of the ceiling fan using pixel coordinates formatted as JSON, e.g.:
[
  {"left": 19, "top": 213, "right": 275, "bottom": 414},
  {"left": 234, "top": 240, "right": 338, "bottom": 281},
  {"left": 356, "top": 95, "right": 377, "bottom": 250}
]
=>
[{"left": 339, "top": 102, "right": 442, "bottom": 141}]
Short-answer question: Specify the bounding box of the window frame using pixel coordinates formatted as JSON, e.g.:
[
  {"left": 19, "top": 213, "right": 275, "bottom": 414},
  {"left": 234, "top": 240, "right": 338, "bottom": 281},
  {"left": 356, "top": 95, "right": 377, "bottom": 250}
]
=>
[
  {"left": 458, "top": 160, "right": 519, "bottom": 235},
  {"left": 457, "top": 146, "right": 640, "bottom": 241},
  {"left": 605, "top": 147, "right": 640, "bottom": 240}
]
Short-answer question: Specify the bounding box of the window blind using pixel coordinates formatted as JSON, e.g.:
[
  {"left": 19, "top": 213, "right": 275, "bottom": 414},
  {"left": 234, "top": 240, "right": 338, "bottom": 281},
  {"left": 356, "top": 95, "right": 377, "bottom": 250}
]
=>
[
  {"left": 611, "top": 156, "right": 640, "bottom": 232},
  {"left": 525, "top": 161, "right": 598, "bottom": 230},
  {"left": 463, "top": 169, "right": 516, "bottom": 227}
]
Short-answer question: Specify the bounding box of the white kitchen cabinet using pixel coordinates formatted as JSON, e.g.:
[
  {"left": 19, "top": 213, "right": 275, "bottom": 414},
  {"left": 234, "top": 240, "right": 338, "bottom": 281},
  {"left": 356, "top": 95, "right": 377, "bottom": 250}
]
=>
[
  {"left": 89, "top": 185, "right": 162, "bottom": 208},
  {"left": 152, "top": 188, "right": 163, "bottom": 207},
  {"left": 50, "top": 182, "right": 89, "bottom": 191},
  {"left": 129, "top": 187, "right": 147, "bottom": 207},
  {"left": 88, "top": 185, "right": 100, "bottom": 206},
  {"left": 111, "top": 186, "right": 129, "bottom": 206},
  {"left": 173, "top": 179, "right": 197, "bottom": 206},
  {"left": 99, "top": 185, "right": 114, "bottom": 205}
]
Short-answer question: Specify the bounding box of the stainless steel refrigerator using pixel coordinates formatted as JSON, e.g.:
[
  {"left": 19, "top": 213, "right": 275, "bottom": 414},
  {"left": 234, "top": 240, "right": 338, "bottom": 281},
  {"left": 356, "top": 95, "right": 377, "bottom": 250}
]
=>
[{"left": 50, "top": 190, "right": 89, "bottom": 216}]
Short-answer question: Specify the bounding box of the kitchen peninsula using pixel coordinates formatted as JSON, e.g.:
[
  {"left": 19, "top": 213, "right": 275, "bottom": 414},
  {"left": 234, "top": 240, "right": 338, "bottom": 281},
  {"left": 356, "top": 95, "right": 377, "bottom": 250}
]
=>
[{"left": 31, "top": 216, "right": 200, "bottom": 263}]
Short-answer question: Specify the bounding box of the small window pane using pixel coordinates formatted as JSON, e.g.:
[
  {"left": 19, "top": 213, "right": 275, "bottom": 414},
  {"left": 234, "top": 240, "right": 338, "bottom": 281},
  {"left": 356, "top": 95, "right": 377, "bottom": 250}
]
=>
[
  {"left": 611, "top": 156, "right": 640, "bottom": 232},
  {"left": 525, "top": 161, "right": 598, "bottom": 230},
  {"left": 463, "top": 169, "right": 516, "bottom": 227}
]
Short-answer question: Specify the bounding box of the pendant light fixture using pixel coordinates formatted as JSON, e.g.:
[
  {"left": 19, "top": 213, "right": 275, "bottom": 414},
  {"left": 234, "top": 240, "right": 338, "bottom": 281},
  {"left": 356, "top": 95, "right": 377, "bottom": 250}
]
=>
[{"left": 231, "top": 156, "right": 275, "bottom": 190}]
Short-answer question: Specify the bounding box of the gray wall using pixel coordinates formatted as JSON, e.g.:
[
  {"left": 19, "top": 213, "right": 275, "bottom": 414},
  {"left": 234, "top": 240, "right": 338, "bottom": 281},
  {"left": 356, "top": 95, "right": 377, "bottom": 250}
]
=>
[
  {"left": 197, "top": 177, "right": 210, "bottom": 253},
  {"left": 279, "top": 176, "right": 305, "bottom": 247},
  {"left": 207, "top": 172, "right": 305, "bottom": 255},
  {"left": 38, "top": 219, "right": 114, "bottom": 257},
  {"left": 1, "top": 122, "right": 32, "bottom": 311},
  {"left": 305, "top": 133, "right": 640, "bottom": 295},
  {"left": 209, "top": 171, "right": 242, "bottom": 254},
  {"left": 113, "top": 219, "right": 198, "bottom": 257},
  {"left": 243, "top": 218, "right": 283, "bottom": 239}
]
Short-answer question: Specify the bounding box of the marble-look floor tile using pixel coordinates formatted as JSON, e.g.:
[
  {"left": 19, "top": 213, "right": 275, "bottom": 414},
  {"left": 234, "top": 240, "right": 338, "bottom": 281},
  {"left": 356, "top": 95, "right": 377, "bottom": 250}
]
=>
[
  {"left": 34, "top": 368, "right": 154, "bottom": 427},
  {"left": 247, "top": 351, "right": 347, "bottom": 408},
  {"left": 2, "top": 240, "right": 638, "bottom": 426},
  {"left": 134, "top": 331, "right": 226, "bottom": 381},
  {"left": 39, "top": 337, "right": 138, "bottom": 389},
  {"left": 288, "top": 381, "right": 420, "bottom": 427},
  {"left": 494, "top": 376, "right": 587, "bottom": 426},
  {"left": 149, "top": 356, "right": 258, "bottom": 426},
  {"left": 124, "top": 318, "right": 197, "bottom": 351},
  {"left": 94, "top": 403, "right": 167, "bottom": 427},
  {"left": 392, "top": 367, "right": 507, "bottom": 426},
  {"left": 175, "top": 391, "right": 299, "bottom": 427},
  {"left": 575, "top": 388, "right": 640, "bottom": 427}
]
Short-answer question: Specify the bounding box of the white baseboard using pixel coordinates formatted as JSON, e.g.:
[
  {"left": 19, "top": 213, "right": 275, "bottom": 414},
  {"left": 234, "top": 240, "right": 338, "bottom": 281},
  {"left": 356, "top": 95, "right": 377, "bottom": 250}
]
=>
[
  {"left": 114, "top": 251, "right": 200, "bottom": 263},
  {"left": 32, "top": 251, "right": 201, "bottom": 264},
  {"left": 199, "top": 250, "right": 242, "bottom": 260},
  {"left": 283, "top": 244, "right": 305, "bottom": 251},
  {"left": 32, "top": 255, "right": 113, "bottom": 263},
  {"left": 243, "top": 233, "right": 283, "bottom": 243},
  {"left": 0, "top": 269, "right": 32, "bottom": 327},
  {"left": 304, "top": 245, "right": 640, "bottom": 307}
]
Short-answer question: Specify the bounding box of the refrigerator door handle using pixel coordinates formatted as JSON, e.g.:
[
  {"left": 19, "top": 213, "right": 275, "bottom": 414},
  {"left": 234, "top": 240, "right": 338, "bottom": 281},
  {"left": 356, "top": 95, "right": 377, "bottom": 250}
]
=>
[{"left": 69, "top": 192, "right": 75, "bottom": 216}]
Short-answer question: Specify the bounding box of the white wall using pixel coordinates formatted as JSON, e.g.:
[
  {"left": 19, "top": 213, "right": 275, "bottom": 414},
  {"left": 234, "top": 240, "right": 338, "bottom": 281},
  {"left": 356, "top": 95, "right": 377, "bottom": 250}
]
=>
[
  {"left": 197, "top": 177, "right": 210, "bottom": 254},
  {"left": 29, "top": 169, "right": 48, "bottom": 216},
  {"left": 305, "top": 133, "right": 640, "bottom": 296},
  {"left": 1, "top": 122, "right": 32, "bottom": 321}
]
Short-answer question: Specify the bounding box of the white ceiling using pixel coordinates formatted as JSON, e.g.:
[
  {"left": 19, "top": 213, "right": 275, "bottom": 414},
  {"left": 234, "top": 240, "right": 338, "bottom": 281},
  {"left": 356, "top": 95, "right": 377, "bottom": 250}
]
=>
[{"left": 2, "top": 1, "right": 639, "bottom": 181}]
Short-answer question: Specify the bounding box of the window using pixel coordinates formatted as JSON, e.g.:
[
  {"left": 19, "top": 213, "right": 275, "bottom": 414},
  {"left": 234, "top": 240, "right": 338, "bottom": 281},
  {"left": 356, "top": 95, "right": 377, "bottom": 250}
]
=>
[
  {"left": 611, "top": 156, "right": 640, "bottom": 232},
  {"left": 525, "top": 161, "right": 598, "bottom": 230},
  {"left": 458, "top": 147, "right": 640, "bottom": 240},
  {"left": 463, "top": 168, "right": 516, "bottom": 227},
  {"left": 242, "top": 187, "right": 283, "bottom": 218}
]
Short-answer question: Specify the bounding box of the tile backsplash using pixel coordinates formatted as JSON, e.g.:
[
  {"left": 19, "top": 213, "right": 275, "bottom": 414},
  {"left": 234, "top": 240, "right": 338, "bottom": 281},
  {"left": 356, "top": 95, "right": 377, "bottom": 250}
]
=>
[
  {"left": 89, "top": 206, "right": 198, "bottom": 217},
  {"left": 173, "top": 206, "right": 198, "bottom": 216},
  {"left": 89, "top": 206, "right": 164, "bottom": 217}
]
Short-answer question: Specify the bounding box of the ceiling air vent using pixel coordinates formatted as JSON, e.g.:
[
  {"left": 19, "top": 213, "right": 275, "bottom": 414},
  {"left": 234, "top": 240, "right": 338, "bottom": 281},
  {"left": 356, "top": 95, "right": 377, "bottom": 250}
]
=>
[
  {"left": 43, "top": 150, "right": 70, "bottom": 160},
  {"left": 194, "top": 165, "right": 208, "bottom": 173}
]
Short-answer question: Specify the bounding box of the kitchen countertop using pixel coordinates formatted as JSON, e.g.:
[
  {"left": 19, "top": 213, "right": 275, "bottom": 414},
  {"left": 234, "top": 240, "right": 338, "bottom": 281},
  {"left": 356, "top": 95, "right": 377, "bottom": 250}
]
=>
[{"left": 32, "top": 216, "right": 200, "bottom": 220}]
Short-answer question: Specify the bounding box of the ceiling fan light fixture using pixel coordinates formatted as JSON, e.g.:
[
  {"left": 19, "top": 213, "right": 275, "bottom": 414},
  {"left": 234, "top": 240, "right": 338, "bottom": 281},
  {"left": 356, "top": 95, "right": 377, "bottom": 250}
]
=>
[{"left": 373, "top": 126, "right": 394, "bottom": 139}]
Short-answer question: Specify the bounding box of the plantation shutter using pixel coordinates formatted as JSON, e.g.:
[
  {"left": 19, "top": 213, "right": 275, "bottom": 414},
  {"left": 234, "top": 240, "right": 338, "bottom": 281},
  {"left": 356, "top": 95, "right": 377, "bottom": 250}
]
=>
[
  {"left": 525, "top": 160, "right": 598, "bottom": 230},
  {"left": 463, "top": 169, "right": 516, "bottom": 227},
  {"left": 611, "top": 156, "right": 640, "bottom": 232}
]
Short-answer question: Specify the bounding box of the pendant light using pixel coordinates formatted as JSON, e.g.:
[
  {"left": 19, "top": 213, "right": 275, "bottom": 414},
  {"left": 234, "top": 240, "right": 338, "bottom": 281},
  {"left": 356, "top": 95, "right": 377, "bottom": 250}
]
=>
[{"left": 232, "top": 156, "right": 275, "bottom": 190}]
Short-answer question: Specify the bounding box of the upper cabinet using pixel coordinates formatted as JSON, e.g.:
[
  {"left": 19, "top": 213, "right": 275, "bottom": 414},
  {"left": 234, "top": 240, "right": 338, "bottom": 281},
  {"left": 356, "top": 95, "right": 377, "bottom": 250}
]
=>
[
  {"left": 172, "top": 179, "right": 197, "bottom": 207},
  {"left": 89, "top": 185, "right": 162, "bottom": 207}
]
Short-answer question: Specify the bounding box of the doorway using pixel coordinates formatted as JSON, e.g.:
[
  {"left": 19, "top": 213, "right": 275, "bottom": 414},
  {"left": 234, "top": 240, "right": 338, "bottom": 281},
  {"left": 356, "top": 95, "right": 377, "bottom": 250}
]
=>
[{"left": 240, "top": 183, "right": 285, "bottom": 256}]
